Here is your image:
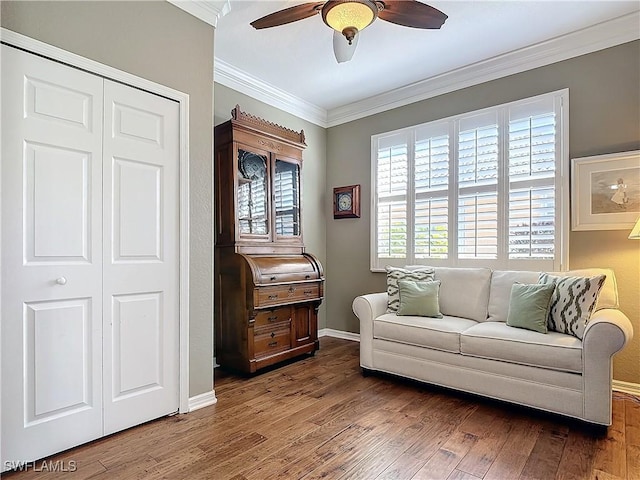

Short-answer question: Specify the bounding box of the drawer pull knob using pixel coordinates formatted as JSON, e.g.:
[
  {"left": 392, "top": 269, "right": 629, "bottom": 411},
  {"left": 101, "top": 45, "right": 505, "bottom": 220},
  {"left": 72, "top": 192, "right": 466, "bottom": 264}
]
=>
[
  {"left": 288, "top": 287, "right": 295, "bottom": 293},
  {"left": 268, "top": 316, "right": 278, "bottom": 322},
  {"left": 268, "top": 294, "right": 278, "bottom": 300},
  {"left": 305, "top": 275, "right": 310, "bottom": 279},
  {"left": 270, "top": 276, "right": 277, "bottom": 281},
  {"left": 270, "top": 332, "right": 275, "bottom": 338},
  {"left": 268, "top": 341, "right": 278, "bottom": 348},
  {"left": 304, "top": 290, "right": 313, "bottom": 295}
]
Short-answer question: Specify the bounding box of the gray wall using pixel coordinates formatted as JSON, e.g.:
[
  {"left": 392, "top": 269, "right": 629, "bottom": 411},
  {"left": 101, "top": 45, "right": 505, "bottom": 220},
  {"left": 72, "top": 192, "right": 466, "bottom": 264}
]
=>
[
  {"left": 1, "top": 0, "right": 216, "bottom": 396},
  {"left": 326, "top": 41, "right": 640, "bottom": 383},
  {"left": 214, "top": 84, "right": 328, "bottom": 330}
]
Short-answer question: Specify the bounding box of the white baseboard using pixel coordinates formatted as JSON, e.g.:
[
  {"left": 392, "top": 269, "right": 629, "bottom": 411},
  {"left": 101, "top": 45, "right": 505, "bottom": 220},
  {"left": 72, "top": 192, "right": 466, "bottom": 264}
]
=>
[
  {"left": 613, "top": 380, "right": 640, "bottom": 397},
  {"left": 319, "top": 328, "right": 360, "bottom": 342},
  {"left": 188, "top": 390, "right": 218, "bottom": 412}
]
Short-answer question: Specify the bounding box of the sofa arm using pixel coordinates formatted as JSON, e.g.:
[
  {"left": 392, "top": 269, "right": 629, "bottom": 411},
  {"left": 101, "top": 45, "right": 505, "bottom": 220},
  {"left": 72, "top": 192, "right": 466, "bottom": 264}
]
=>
[
  {"left": 582, "top": 308, "right": 634, "bottom": 425},
  {"left": 353, "top": 293, "right": 388, "bottom": 369},
  {"left": 583, "top": 308, "right": 633, "bottom": 351}
]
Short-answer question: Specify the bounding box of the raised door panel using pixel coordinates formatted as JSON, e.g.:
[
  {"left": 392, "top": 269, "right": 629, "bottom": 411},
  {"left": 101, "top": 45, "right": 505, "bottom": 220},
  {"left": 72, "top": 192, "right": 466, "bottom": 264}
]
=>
[
  {"left": 111, "top": 293, "right": 163, "bottom": 398},
  {"left": 293, "top": 305, "right": 315, "bottom": 347},
  {"left": 112, "top": 158, "right": 162, "bottom": 262},
  {"left": 25, "top": 299, "right": 95, "bottom": 421},
  {"left": 102, "top": 80, "right": 179, "bottom": 435},
  {"left": 25, "top": 143, "right": 92, "bottom": 262},
  {"left": 1, "top": 45, "right": 103, "bottom": 465}
]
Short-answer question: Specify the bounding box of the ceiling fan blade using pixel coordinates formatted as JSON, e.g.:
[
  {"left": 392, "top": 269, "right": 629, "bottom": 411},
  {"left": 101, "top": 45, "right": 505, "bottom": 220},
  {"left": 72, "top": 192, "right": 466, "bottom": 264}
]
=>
[
  {"left": 333, "top": 30, "right": 358, "bottom": 63},
  {"left": 378, "top": 1, "right": 447, "bottom": 29},
  {"left": 250, "top": 2, "right": 324, "bottom": 29}
]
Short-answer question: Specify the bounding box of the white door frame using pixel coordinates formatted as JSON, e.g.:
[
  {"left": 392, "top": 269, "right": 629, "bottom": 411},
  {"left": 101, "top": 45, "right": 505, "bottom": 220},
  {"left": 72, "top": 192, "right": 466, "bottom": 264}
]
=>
[{"left": 0, "top": 28, "right": 191, "bottom": 414}]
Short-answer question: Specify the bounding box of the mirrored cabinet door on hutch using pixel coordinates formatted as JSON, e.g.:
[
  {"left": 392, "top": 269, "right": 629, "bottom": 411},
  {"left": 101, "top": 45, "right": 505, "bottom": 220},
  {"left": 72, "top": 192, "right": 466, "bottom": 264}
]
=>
[{"left": 214, "top": 105, "right": 324, "bottom": 374}]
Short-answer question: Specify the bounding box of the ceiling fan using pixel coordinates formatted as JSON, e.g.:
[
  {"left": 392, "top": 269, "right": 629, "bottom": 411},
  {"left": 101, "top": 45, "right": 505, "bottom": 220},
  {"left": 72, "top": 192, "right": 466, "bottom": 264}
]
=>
[{"left": 250, "top": 0, "right": 448, "bottom": 63}]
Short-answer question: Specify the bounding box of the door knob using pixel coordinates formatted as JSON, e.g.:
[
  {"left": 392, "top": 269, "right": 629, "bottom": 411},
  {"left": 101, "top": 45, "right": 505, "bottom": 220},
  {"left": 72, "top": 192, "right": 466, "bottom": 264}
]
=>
[{"left": 55, "top": 277, "right": 67, "bottom": 285}]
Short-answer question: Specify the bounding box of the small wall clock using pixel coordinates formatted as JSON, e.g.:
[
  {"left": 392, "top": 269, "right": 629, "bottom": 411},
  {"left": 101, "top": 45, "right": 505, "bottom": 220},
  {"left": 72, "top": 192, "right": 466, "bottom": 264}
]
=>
[{"left": 333, "top": 184, "right": 360, "bottom": 219}]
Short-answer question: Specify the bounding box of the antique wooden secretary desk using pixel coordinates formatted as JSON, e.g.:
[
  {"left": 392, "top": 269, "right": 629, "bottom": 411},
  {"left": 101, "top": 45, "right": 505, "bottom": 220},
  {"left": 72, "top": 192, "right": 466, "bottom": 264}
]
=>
[{"left": 214, "top": 106, "right": 324, "bottom": 373}]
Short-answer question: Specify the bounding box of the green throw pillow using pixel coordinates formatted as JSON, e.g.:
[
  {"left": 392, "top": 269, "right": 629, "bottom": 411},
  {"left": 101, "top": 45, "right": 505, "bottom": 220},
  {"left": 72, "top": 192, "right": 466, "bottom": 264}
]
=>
[
  {"left": 396, "top": 280, "right": 443, "bottom": 318},
  {"left": 506, "top": 283, "right": 555, "bottom": 334},
  {"left": 385, "top": 266, "right": 435, "bottom": 313}
]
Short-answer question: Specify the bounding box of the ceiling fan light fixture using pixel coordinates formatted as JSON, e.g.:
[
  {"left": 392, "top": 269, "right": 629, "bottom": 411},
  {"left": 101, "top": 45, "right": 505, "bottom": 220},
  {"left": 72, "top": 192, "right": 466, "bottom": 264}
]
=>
[{"left": 322, "top": 0, "right": 378, "bottom": 43}]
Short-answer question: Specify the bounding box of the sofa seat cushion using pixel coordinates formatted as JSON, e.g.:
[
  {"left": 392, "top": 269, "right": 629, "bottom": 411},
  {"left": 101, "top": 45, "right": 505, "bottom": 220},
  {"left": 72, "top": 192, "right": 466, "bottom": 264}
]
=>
[
  {"left": 460, "top": 322, "right": 582, "bottom": 373},
  {"left": 374, "top": 314, "right": 477, "bottom": 354}
]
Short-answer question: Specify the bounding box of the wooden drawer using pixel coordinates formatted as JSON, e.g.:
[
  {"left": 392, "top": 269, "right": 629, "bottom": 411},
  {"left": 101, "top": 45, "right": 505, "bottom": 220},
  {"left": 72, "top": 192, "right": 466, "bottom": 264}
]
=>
[
  {"left": 255, "top": 282, "right": 321, "bottom": 308},
  {"left": 254, "top": 307, "right": 291, "bottom": 328},
  {"left": 254, "top": 326, "right": 291, "bottom": 358}
]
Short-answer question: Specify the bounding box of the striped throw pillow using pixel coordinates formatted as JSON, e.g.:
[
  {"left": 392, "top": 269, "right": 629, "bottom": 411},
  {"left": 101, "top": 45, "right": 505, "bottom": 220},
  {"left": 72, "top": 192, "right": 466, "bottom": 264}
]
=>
[
  {"left": 538, "top": 273, "right": 606, "bottom": 339},
  {"left": 386, "top": 266, "right": 435, "bottom": 313}
]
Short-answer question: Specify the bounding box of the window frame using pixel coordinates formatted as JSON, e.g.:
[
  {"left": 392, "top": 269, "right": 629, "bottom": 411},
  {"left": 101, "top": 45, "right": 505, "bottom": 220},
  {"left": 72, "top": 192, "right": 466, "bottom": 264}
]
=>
[{"left": 370, "top": 89, "right": 570, "bottom": 272}]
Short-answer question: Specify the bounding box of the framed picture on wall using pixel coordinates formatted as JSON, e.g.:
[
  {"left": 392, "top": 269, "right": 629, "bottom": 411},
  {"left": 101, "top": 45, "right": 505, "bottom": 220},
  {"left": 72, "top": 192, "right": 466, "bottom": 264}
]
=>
[{"left": 571, "top": 150, "right": 640, "bottom": 231}]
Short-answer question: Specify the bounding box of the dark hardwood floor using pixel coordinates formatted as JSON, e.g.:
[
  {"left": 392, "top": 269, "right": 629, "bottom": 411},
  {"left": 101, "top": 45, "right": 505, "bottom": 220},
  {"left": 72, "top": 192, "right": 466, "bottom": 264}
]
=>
[{"left": 4, "top": 337, "right": 639, "bottom": 479}]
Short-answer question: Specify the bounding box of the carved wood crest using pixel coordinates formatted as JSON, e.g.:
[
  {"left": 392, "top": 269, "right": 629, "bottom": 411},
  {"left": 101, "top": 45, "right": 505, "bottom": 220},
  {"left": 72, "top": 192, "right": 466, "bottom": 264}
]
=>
[{"left": 231, "top": 105, "right": 306, "bottom": 147}]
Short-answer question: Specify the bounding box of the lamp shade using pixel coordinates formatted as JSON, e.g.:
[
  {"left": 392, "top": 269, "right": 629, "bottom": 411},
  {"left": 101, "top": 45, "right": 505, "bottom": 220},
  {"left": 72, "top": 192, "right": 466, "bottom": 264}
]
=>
[
  {"left": 629, "top": 217, "right": 640, "bottom": 239},
  {"left": 322, "top": 0, "right": 378, "bottom": 42},
  {"left": 333, "top": 30, "right": 358, "bottom": 63}
]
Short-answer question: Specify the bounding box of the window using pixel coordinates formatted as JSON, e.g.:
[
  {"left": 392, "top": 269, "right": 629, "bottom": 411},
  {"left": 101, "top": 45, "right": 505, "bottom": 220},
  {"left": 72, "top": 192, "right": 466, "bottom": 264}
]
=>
[{"left": 371, "top": 90, "right": 569, "bottom": 271}]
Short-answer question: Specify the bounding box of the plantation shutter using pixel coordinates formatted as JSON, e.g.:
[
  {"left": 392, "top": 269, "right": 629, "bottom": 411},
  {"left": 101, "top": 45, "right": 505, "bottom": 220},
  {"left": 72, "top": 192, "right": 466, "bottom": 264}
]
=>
[
  {"left": 507, "top": 97, "right": 558, "bottom": 261},
  {"left": 457, "top": 112, "right": 499, "bottom": 259},
  {"left": 376, "top": 132, "right": 409, "bottom": 264},
  {"left": 370, "top": 90, "right": 566, "bottom": 271},
  {"left": 414, "top": 123, "right": 449, "bottom": 259}
]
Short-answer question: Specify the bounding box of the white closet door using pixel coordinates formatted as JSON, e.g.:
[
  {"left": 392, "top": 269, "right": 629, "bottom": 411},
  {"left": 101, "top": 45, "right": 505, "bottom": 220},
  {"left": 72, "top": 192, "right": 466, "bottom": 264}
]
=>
[
  {"left": 1, "top": 45, "right": 104, "bottom": 463},
  {"left": 102, "top": 80, "right": 180, "bottom": 434}
]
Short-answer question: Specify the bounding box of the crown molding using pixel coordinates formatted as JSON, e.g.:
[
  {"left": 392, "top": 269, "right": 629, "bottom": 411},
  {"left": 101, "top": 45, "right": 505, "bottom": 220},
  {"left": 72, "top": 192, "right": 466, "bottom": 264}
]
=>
[
  {"left": 326, "top": 11, "right": 640, "bottom": 126},
  {"left": 167, "top": 0, "right": 231, "bottom": 28},
  {"left": 214, "top": 57, "right": 329, "bottom": 127},
  {"left": 213, "top": 11, "right": 639, "bottom": 129}
]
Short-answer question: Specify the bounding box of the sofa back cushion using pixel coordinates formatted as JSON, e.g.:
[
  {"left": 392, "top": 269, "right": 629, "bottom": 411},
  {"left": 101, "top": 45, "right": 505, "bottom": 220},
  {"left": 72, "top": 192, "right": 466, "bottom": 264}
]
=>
[
  {"left": 488, "top": 270, "right": 540, "bottom": 323},
  {"left": 432, "top": 267, "right": 492, "bottom": 322}
]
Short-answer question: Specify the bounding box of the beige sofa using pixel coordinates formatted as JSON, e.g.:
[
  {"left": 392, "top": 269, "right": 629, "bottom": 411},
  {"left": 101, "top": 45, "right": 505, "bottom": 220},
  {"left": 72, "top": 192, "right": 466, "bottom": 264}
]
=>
[{"left": 352, "top": 267, "right": 633, "bottom": 425}]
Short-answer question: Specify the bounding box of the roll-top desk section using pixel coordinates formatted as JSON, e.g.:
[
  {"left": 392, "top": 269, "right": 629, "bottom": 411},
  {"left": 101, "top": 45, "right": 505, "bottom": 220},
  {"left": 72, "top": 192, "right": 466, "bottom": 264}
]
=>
[{"left": 214, "top": 106, "right": 324, "bottom": 373}]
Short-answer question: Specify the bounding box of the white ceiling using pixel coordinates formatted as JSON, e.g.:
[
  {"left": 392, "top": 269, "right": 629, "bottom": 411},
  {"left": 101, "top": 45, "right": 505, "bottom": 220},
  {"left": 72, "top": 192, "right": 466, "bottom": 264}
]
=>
[{"left": 212, "top": 1, "right": 640, "bottom": 126}]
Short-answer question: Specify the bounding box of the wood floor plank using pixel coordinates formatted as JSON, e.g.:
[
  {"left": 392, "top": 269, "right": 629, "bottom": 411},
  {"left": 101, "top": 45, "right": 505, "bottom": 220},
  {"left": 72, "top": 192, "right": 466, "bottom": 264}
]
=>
[
  {"left": 483, "top": 417, "right": 542, "bottom": 480},
  {"left": 87, "top": 454, "right": 158, "bottom": 480},
  {"left": 591, "top": 397, "right": 627, "bottom": 478},
  {"left": 375, "top": 417, "right": 471, "bottom": 480},
  {"left": 204, "top": 420, "right": 322, "bottom": 479},
  {"left": 301, "top": 415, "right": 407, "bottom": 480},
  {"left": 253, "top": 423, "right": 373, "bottom": 480},
  {"left": 555, "top": 426, "right": 599, "bottom": 480},
  {"left": 447, "top": 469, "right": 484, "bottom": 480},
  {"left": 519, "top": 423, "right": 569, "bottom": 480},
  {"left": 624, "top": 395, "right": 640, "bottom": 480},
  {"left": 456, "top": 408, "right": 513, "bottom": 478},
  {"left": 3, "top": 338, "right": 637, "bottom": 480},
  {"left": 336, "top": 414, "right": 429, "bottom": 480},
  {"left": 412, "top": 430, "right": 478, "bottom": 480}
]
